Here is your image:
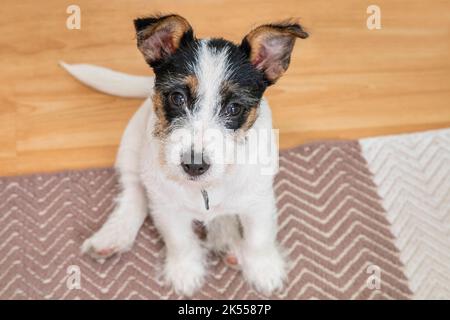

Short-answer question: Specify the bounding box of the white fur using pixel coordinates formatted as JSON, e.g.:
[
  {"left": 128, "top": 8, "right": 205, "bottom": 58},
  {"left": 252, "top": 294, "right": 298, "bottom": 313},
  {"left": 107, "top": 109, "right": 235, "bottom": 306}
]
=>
[
  {"left": 64, "top": 56, "right": 285, "bottom": 296},
  {"left": 194, "top": 40, "right": 232, "bottom": 119},
  {"left": 160, "top": 42, "right": 241, "bottom": 186}
]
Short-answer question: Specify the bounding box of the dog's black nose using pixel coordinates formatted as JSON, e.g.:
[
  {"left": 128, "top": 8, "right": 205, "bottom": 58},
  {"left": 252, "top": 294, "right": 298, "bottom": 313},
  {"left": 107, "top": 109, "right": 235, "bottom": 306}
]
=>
[{"left": 181, "top": 155, "right": 210, "bottom": 177}]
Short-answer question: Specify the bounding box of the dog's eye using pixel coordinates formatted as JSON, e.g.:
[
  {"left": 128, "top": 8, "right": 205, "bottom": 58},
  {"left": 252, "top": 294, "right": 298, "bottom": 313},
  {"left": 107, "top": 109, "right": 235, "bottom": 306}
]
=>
[
  {"left": 225, "top": 103, "right": 242, "bottom": 117},
  {"left": 169, "top": 91, "right": 186, "bottom": 107}
]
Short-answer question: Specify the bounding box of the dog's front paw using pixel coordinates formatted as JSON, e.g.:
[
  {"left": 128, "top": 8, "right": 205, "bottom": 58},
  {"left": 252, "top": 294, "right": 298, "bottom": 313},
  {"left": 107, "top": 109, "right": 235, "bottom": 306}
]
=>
[
  {"left": 164, "top": 255, "right": 206, "bottom": 296},
  {"left": 241, "top": 247, "right": 287, "bottom": 296},
  {"left": 81, "top": 222, "right": 135, "bottom": 260}
]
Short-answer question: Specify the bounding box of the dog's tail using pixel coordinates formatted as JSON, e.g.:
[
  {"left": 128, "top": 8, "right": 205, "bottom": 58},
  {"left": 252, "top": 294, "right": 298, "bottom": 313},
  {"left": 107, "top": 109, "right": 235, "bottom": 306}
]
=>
[{"left": 59, "top": 61, "right": 154, "bottom": 98}]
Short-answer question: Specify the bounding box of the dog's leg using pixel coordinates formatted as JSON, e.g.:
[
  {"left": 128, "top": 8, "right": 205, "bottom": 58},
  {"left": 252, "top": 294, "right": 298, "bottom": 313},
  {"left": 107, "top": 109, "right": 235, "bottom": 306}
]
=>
[
  {"left": 81, "top": 101, "right": 151, "bottom": 259},
  {"left": 206, "top": 215, "right": 242, "bottom": 267},
  {"left": 239, "top": 191, "right": 286, "bottom": 295},
  {"left": 152, "top": 206, "right": 206, "bottom": 296}
]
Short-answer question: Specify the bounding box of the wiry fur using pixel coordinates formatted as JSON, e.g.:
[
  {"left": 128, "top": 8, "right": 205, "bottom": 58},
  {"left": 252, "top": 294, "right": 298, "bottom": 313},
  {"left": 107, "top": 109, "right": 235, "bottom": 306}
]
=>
[{"left": 64, "top": 14, "right": 308, "bottom": 296}]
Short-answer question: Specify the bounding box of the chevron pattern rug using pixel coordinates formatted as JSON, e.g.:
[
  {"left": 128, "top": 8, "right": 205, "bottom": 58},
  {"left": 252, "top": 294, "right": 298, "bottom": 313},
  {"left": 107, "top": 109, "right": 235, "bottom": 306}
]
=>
[{"left": 0, "top": 128, "right": 448, "bottom": 299}]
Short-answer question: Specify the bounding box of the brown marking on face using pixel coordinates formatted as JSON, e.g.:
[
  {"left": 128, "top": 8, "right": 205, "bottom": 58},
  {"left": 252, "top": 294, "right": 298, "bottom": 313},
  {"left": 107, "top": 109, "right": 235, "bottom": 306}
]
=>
[
  {"left": 184, "top": 75, "right": 198, "bottom": 97},
  {"left": 158, "top": 142, "right": 167, "bottom": 168},
  {"left": 219, "top": 80, "right": 260, "bottom": 131},
  {"left": 220, "top": 80, "right": 239, "bottom": 95},
  {"left": 241, "top": 107, "right": 259, "bottom": 131},
  {"left": 152, "top": 91, "right": 170, "bottom": 138}
]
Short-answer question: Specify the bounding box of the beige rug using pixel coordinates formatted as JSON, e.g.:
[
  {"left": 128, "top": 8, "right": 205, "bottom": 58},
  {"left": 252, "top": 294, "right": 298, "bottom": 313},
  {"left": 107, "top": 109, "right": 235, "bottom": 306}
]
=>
[{"left": 1, "top": 128, "right": 449, "bottom": 299}]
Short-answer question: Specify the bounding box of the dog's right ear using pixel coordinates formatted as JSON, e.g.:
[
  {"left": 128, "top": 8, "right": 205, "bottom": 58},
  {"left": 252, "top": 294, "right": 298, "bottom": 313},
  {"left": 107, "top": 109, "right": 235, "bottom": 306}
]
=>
[{"left": 134, "top": 14, "right": 194, "bottom": 67}]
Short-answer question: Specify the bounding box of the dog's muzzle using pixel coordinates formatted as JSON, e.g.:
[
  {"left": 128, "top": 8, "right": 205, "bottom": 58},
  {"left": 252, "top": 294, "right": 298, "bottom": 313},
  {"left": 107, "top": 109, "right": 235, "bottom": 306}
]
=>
[{"left": 181, "top": 152, "right": 210, "bottom": 177}]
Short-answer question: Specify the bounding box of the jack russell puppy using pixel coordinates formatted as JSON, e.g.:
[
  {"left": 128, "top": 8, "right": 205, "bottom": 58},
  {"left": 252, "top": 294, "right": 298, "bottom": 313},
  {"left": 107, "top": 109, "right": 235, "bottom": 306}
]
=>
[{"left": 61, "top": 14, "right": 308, "bottom": 296}]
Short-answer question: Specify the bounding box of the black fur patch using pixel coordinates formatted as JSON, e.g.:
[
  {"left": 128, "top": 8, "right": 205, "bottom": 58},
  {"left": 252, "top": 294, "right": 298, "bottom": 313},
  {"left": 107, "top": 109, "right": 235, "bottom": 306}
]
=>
[
  {"left": 207, "top": 39, "right": 266, "bottom": 130},
  {"left": 152, "top": 38, "right": 201, "bottom": 125},
  {"left": 151, "top": 37, "right": 267, "bottom": 130}
]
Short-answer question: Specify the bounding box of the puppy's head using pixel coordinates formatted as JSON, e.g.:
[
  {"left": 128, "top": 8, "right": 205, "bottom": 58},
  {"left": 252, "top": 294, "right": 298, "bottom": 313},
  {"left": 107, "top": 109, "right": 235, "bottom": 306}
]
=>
[{"left": 134, "top": 14, "right": 308, "bottom": 186}]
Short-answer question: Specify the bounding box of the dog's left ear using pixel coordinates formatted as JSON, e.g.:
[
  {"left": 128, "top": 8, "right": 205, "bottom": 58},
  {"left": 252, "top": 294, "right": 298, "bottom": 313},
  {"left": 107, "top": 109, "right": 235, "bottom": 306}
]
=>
[
  {"left": 240, "top": 21, "right": 308, "bottom": 84},
  {"left": 134, "top": 14, "right": 194, "bottom": 67}
]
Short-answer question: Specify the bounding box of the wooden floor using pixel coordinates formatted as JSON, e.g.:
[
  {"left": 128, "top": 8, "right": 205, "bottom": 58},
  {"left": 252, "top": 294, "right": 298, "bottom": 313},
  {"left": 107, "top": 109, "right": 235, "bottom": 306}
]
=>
[{"left": 1, "top": 0, "right": 449, "bottom": 176}]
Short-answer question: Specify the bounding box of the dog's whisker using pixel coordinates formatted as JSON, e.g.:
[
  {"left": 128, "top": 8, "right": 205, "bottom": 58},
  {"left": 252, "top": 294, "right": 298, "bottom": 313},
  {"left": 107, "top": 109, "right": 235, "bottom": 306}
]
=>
[{"left": 67, "top": 13, "right": 307, "bottom": 296}]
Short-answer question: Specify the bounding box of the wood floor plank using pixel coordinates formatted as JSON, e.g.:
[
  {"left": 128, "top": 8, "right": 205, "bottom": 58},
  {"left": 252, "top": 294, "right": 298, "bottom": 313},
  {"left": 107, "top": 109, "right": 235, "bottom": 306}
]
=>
[{"left": 1, "top": 0, "right": 449, "bottom": 176}]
